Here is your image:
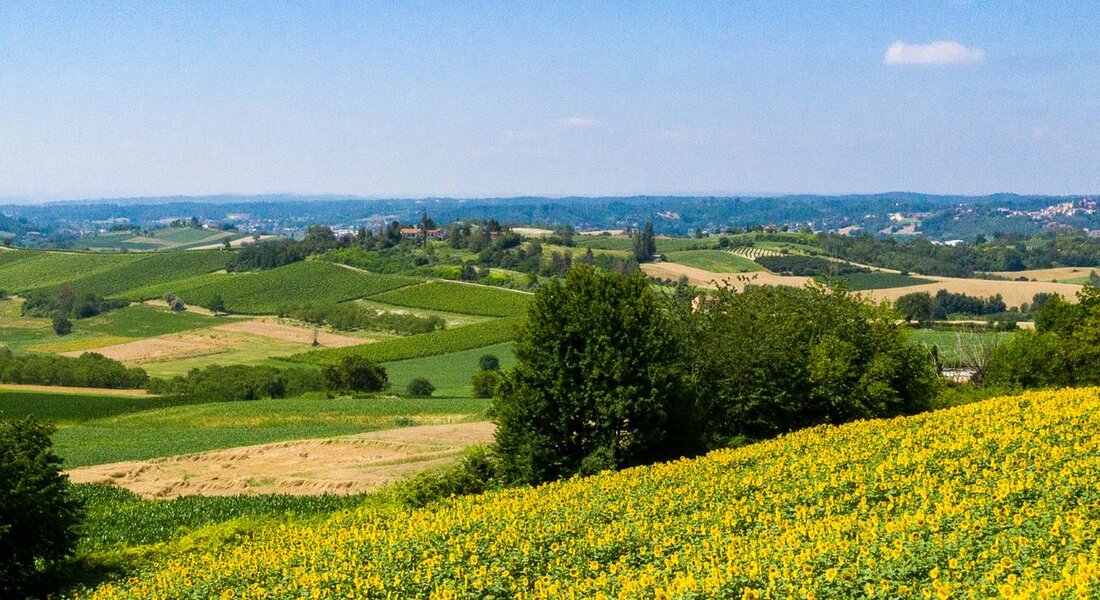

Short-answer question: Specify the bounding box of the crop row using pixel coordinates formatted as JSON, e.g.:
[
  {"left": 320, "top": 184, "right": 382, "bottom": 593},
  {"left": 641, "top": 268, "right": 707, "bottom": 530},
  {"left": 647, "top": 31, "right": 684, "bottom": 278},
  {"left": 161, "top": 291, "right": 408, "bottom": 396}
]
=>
[
  {"left": 0, "top": 250, "right": 141, "bottom": 293},
  {"left": 290, "top": 316, "right": 521, "bottom": 365},
  {"left": 728, "top": 246, "right": 781, "bottom": 259},
  {"left": 369, "top": 280, "right": 532, "bottom": 317},
  {"left": 34, "top": 251, "right": 235, "bottom": 297},
  {"left": 83, "top": 387, "right": 1100, "bottom": 598},
  {"left": 167, "top": 261, "right": 421, "bottom": 314}
]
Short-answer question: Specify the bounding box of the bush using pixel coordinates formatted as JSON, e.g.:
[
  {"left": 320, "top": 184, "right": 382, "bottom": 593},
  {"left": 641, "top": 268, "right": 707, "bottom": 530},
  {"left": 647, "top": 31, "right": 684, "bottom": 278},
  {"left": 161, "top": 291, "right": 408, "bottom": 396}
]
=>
[
  {"left": 0, "top": 350, "right": 148, "bottom": 389},
  {"left": 321, "top": 355, "right": 387, "bottom": 394},
  {"left": 52, "top": 315, "right": 72, "bottom": 335},
  {"left": 0, "top": 418, "right": 84, "bottom": 597},
  {"left": 395, "top": 446, "right": 498, "bottom": 508},
  {"left": 407, "top": 378, "right": 435, "bottom": 397},
  {"left": 470, "top": 370, "right": 502, "bottom": 399},
  {"left": 478, "top": 354, "right": 500, "bottom": 371},
  {"left": 148, "top": 364, "right": 321, "bottom": 401}
]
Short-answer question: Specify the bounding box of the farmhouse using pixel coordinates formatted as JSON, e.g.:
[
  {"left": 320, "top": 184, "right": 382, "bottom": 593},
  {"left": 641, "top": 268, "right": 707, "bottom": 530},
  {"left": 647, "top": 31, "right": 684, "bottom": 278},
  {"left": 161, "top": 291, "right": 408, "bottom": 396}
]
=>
[{"left": 399, "top": 227, "right": 446, "bottom": 241}]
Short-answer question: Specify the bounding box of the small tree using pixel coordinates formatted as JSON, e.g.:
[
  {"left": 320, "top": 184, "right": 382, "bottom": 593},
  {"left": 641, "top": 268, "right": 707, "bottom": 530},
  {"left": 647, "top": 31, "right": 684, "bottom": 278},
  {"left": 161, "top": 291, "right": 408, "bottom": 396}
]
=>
[
  {"left": 51, "top": 316, "right": 72, "bottom": 336},
  {"left": 407, "top": 377, "right": 436, "bottom": 397},
  {"left": 471, "top": 370, "right": 501, "bottom": 398},
  {"left": 207, "top": 293, "right": 226, "bottom": 316},
  {"left": 222, "top": 237, "right": 232, "bottom": 249},
  {"left": 322, "top": 355, "right": 388, "bottom": 394},
  {"left": 169, "top": 298, "right": 186, "bottom": 312},
  {"left": 0, "top": 418, "right": 84, "bottom": 596},
  {"left": 478, "top": 354, "right": 500, "bottom": 371}
]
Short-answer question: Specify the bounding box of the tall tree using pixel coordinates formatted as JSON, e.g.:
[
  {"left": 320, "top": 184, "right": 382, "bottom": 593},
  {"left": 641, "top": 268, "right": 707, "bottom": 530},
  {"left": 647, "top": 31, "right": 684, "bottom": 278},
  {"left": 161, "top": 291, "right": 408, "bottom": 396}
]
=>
[
  {"left": 494, "top": 266, "right": 691, "bottom": 485},
  {"left": 419, "top": 212, "right": 436, "bottom": 246}
]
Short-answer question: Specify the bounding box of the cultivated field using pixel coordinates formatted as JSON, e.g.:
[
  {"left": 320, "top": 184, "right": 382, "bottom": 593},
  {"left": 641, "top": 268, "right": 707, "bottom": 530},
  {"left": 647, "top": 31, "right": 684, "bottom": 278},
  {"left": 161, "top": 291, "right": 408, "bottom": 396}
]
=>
[
  {"left": 647, "top": 261, "right": 1085, "bottom": 306},
  {"left": 69, "top": 421, "right": 495, "bottom": 498},
  {"left": 78, "top": 388, "right": 1100, "bottom": 598},
  {"left": 990, "top": 266, "right": 1100, "bottom": 283}
]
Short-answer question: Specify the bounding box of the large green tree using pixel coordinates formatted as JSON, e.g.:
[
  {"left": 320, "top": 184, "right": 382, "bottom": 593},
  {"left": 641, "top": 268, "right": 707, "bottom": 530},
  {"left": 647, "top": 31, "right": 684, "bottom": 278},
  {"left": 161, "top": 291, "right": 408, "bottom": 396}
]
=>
[
  {"left": 493, "top": 266, "right": 690, "bottom": 485},
  {"left": 683, "top": 284, "right": 939, "bottom": 444}
]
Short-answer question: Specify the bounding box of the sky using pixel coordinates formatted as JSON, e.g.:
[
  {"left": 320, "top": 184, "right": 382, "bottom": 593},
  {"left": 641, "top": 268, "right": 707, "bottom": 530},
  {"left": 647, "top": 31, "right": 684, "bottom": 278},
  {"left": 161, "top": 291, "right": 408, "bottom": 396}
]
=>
[{"left": 1, "top": 1, "right": 1098, "bottom": 201}]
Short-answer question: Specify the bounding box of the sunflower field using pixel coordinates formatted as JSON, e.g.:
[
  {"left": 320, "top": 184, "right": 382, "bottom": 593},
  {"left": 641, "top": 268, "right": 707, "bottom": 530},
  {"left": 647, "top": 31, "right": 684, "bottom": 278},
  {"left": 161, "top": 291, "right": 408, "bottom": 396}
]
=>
[{"left": 82, "top": 388, "right": 1100, "bottom": 599}]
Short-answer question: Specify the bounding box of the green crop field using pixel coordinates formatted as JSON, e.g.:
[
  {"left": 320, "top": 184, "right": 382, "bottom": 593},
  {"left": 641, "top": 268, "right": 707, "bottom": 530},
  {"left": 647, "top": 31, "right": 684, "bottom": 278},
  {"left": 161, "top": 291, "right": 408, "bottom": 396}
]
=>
[
  {"left": 119, "top": 271, "right": 231, "bottom": 301},
  {"left": 0, "top": 250, "right": 138, "bottom": 292},
  {"left": 380, "top": 342, "right": 515, "bottom": 397},
  {"left": 573, "top": 236, "right": 633, "bottom": 251},
  {"left": 170, "top": 261, "right": 421, "bottom": 314},
  {"left": 74, "top": 484, "right": 373, "bottom": 553},
  {"left": 0, "top": 389, "right": 198, "bottom": 426},
  {"left": 291, "top": 316, "right": 521, "bottom": 365},
  {"left": 78, "top": 304, "right": 229, "bottom": 338},
  {"left": 826, "top": 271, "right": 933, "bottom": 290},
  {"left": 369, "top": 280, "right": 531, "bottom": 317},
  {"left": 664, "top": 250, "right": 761, "bottom": 272},
  {"left": 52, "top": 396, "right": 490, "bottom": 467},
  {"left": 909, "top": 328, "right": 1016, "bottom": 365},
  {"left": 32, "top": 251, "right": 234, "bottom": 297}
]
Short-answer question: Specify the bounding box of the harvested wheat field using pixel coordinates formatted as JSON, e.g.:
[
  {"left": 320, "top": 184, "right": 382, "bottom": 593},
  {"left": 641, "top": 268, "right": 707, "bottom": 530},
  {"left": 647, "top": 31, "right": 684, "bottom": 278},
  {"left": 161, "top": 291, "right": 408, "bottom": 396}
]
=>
[
  {"left": 641, "top": 262, "right": 811, "bottom": 290},
  {"left": 67, "top": 421, "right": 495, "bottom": 498},
  {"left": 0, "top": 384, "right": 155, "bottom": 397},
  {"left": 213, "top": 318, "right": 369, "bottom": 348},
  {"left": 646, "top": 262, "right": 1083, "bottom": 306},
  {"left": 861, "top": 276, "right": 1082, "bottom": 307},
  {"left": 63, "top": 330, "right": 237, "bottom": 363},
  {"left": 142, "top": 299, "right": 219, "bottom": 316},
  {"left": 990, "top": 266, "right": 1100, "bottom": 282}
]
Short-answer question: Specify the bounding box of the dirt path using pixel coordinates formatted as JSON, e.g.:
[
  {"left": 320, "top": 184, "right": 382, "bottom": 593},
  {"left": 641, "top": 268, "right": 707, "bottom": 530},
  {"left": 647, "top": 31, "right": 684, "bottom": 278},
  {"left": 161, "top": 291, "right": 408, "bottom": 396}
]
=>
[
  {"left": 67, "top": 421, "right": 496, "bottom": 498},
  {"left": 0, "top": 384, "right": 154, "bottom": 397}
]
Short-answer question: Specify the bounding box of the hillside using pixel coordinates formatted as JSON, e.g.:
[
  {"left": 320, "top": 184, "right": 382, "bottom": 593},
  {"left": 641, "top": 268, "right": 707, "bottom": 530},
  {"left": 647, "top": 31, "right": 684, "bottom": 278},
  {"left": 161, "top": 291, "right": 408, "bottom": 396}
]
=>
[{"left": 82, "top": 388, "right": 1100, "bottom": 598}]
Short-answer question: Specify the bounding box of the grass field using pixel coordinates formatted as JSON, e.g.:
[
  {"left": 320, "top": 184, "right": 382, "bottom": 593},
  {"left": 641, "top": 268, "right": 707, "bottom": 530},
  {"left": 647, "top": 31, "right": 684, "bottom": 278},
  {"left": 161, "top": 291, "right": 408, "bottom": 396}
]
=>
[
  {"left": 369, "top": 280, "right": 531, "bottom": 317},
  {"left": 380, "top": 341, "right": 514, "bottom": 397},
  {"left": 53, "top": 396, "right": 490, "bottom": 467},
  {"left": 77, "top": 388, "right": 1100, "bottom": 598},
  {"left": 664, "top": 250, "right": 761, "bottom": 273},
  {"left": 80, "top": 304, "right": 228, "bottom": 337}
]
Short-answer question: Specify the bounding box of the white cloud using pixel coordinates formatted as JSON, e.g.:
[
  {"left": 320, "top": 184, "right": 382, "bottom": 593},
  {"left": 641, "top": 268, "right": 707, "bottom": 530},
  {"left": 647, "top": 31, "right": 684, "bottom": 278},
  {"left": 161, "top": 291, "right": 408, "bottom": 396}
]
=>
[
  {"left": 558, "top": 117, "right": 603, "bottom": 128},
  {"left": 883, "top": 40, "right": 985, "bottom": 65}
]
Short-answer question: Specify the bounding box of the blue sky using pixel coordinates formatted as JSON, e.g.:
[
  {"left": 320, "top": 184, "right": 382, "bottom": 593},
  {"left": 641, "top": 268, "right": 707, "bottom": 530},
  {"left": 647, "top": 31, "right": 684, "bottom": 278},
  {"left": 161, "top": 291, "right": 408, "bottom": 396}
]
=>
[{"left": 1, "top": 1, "right": 1098, "bottom": 200}]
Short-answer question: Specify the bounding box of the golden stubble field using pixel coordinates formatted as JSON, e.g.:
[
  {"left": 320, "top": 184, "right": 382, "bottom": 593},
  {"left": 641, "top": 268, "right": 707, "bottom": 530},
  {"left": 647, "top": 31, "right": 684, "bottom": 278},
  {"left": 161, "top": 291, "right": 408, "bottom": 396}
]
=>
[
  {"left": 67, "top": 421, "right": 494, "bottom": 498},
  {"left": 644, "top": 262, "right": 1084, "bottom": 307}
]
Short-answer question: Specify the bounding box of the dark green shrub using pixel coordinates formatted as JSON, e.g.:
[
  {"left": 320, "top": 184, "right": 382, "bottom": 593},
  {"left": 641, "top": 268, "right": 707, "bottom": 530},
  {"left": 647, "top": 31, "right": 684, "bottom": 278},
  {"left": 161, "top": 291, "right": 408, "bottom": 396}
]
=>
[
  {"left": 396, "top": 446, "right": 498, "bottom": 508},
  {"left": 52, "top": 315, "right": 72, "bottom": 335},
  {"left": 406, "top": 378, "right": 435, "bottom": 397},
  {"left": 478, "top": 354, "right": 500, "bottom": 371},
  {"left": 470, "top": 370, "right": 501, "bottom": 399},
  {"left": 0, "top": 418, "right": 84, "bottom": 597},
  {"left": 321, "top": 355, "right": 387, "bottom": 394}
]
